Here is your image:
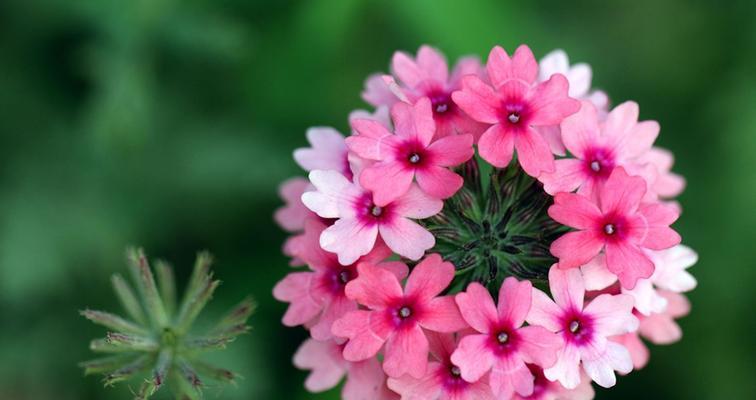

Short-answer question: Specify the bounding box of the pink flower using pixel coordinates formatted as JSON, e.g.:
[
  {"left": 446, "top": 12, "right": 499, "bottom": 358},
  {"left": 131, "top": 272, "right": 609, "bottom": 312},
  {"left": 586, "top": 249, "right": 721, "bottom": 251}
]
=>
[
  {"left": 527, "top": 267, "right": 638, "bottom": 389},
  {"left": 301, "top": 170, "right": 442, "bottom": 264},
  {"left": 452, "top": 45, "right": 580, "bottom": 176},
  {"left": 293, "top": 338, "right": 398, "bottom": 400},
  {"left": 639, "top": 147, "right": 686, "bottom": 199},
  {"left": 362, "top": 45, "right": 488, "bottom": 140},
  {"left": 332, "top": 254, "right": 468, "bottom": 378},
  {"left": 387, "top": 332, "right": 495, "bottom": 400},
  {"left": 274, "top": 177, "right": 314, "bottom": 233},
  {"left": 512, "top": 364, "right": 595, "bottom": 400},
  {"left": 294, "top": 127, "right": 353, "bottom": 179},
  {"left": 549, "top": 167, "right": 681, "bottom": 288},
  {"left": 537, "top": 49, "right": 609, "bottom": 156},
  {"left": 348, "top": 98, "right": 474, "bottom": 205},
  {"left": 272, "top": 219, "right": 406, "bottom": 340},
  {"left": 450, "top": 278, "right": 562, "bottom": 399},
  {"left": 538, "top": 101, "right": 660, "bottom": 199}
]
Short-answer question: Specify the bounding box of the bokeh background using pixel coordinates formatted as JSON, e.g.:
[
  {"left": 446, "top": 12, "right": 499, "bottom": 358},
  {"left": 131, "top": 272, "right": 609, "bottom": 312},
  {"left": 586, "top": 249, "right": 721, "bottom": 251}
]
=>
[{"left": 0, "top": 0, "right": 754, "bottom": 399}]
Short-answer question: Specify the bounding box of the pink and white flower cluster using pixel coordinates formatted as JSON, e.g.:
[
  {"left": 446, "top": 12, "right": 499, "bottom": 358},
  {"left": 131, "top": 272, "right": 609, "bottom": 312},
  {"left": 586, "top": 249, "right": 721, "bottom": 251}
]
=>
[{"left": 274, "top": 44, "right": 696, "bottom": 399}]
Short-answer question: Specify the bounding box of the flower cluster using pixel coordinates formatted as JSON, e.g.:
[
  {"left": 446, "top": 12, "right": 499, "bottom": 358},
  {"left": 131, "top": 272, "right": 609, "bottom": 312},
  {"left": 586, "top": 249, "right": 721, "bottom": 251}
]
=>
[{"left": 274, "top": 44, "right": 696, "bottom": 399}]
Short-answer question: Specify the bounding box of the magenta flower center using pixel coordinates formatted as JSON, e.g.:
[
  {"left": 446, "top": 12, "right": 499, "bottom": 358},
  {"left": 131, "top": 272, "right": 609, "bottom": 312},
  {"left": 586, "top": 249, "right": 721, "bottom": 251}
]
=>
[
  {"left": 408, "top": 153, "right": 421, "bottom": 164},
  {"left": 371, "top": 206, "right": 383, "bottom": 217},
  {"left": 507, "top": 112, "right": 521, "bottom": 124},
  {"left": 398, "top": 306, "right": 412, "bottom": 319},
  {"left": 597, "top": 213, "right": 629, "bottom": 242},
  {"left": 499, "top": 100, "right": 531, "bottom": 132},
  {"left": 583, "top": 147, "right": 615, "bottom": 179},
  {"left": 324, "top": 264, "right": 358, "bottom": 295},
  {"left": 489, "top": 326, "right": 520, "bottom": 356},
  {"left": 428, "top": 90, "right": 454, "bottom": 116},
  {"left": 603, "top": 223, "right": 616, "bottom": 235},
  {"left": 355, "top": 192, "right": 394, "bottom": 226},
  {"left": 561, "top": 312, "right": 594, "bottom": 345},
  {"left": 439, "top": 360, "right": 470, "bottom": 394}
]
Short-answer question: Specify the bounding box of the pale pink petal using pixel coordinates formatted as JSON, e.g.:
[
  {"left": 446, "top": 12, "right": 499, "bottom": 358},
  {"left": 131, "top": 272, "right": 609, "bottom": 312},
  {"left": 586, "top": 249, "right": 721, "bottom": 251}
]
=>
[
  {"left": 617, "top": 120, "right": 659, "bottom": 161},
  {"left": 274, "top": 177, "right": 312, "bottom": 232},
  {"left": 293, "top": 339, "right": 346, "bottom": 392},
  {"left": 333, "top": 310, "right": 392, "bottom": 361},
  {"left": 528, "top": 74, "right": 581, "bottom": 127},
  {"left": 349, "top": 106, "right": 392, "bottom": 129},
  {"left": 605, "top": 241, "right": 655, "bottom": 290},
  {"left": 363, "top": 73, "right": 400, "bottom": 107},
  {"left": 343, "top": 358, "right": 393, "bottom": 400},
  {"left": 487, "top": 45, "right": 538, "bottom": 87},
  {"left": 539, "top": 159, "right": 586, "bottom": 195},
  {"left": 426, "top": 134, "right": 475, "bottom": 166},
  {"left": 294, "top": 127, "right": 348, "bottom": 172},
  {"left": 452, "top": 76, "right": 500, "bottom": 124},
  {"left": 360, "top": 161, "right": 414, "bottom": 207},
  {"left": 548, "top": 267, "right": 585, "bottom": 311},
  {"left": 602, "top": 101, "right": 638, "bottom": 144},
  {"left": 598, "top": 167, "right": 646, "bottom": 215},
  {"left": 514, "top": 127, "right": 555, "bottom": 176},
  {"left": 392, "top": 184, "right": 445, "bottom": 219},
  {"left": 548, "top": 192, "right": 602, "bottom": 229},
  {"left": 383, "top": 324, "right": 430, "bottom": 378},
  {"left": 417, "top": 45, "right": 449, "bottom": 82},
  {"left": 584, "top": 294, "right": 638, "bottom": 337},
  {"left": 580, "top": 254, "right": 618, "bottom": 291},
  {"left": 426, "top": 331, "right": 456, "bottom": 361},
  {"left": 420, "top": 296, "right": 467, "bottom": 332},
  {"left": 301, "top": 170, "right": 357, "bottom": 218},
  {"left": 450, "top": 334, "right": 496, "bottom": 382},
  {"left": 566, "top": 63, "right": 592, "bottom": 98},
  {"left": 537, "top": 125, "right": 567, "bottom": 155},
  {"left": 496, "top": 277, "right": 532, "bottom": 328},
  {"left": 526, "top": 288, "right": 563, "bottom": 332},
  {"left": 415, "top": 166, "right": 464, "bottom": 199},
  {"left": 455, "top": 282, "right": 498, "bottom": 333},
  {"left": 651, "top": 245, "right": 698, "bottom": 292},
  {"left": 560, "top": 100, "right": 601, "bottom": 158},
  {"left": 538, "top": 49, "right": 570, "bottom": 82},
  {"left": 551, "top": 231, "right": 605, "bottom": 270},
  {"left": 320, "top": 218, "right": 379, "bottom": 265},
  {"left": 581, "top": 341, "right": 633, "bottom": 388},
  {"left": 639, "top": 313, "right": 682, "bottom": 345},
  {"left": 392, "top": 50, "right": 425, "bottom": 87},
  {"left": 311, "top": 295, "right": 358, "bottom": 341},
  {"left": 391, "top": 98, "right": 435, "bottom": 146},
  {"left": 624, "top": 278, "right": 668, "bottom": 316},
  {"left": 637, "top": 203, "right": 681, "bottom": 250},
  {"left": 345, "top": 263, "right": 404, "bottom": 309},
  {"left": 273, "top": 272, "right": 322, "bottom": 326},
  {"left": 478, "top": 124, "right": 516, "bottom": 168},
  {"left": 518, "top": 325, "right": 562, "bottom": 367},
  {"left": 379, "top": 217, "right": 435, "bottom": 261},
  {"left": 348, "top": 119, "right": 402, "bottom": 160},
  {"left": 450, "top": 56, "right": 484, "bottom": 86},
  {"left": 489, "top": 356, "right": 533, "bottom": 399},
  {"left": 405, "top": 254, "right": 454, "bottom": 299},
  {"left": 386, "top": 362, "right": 443, "bottom": 400},
  {"left": 544, "top": 344, "right": 582, "bottom": 390}
]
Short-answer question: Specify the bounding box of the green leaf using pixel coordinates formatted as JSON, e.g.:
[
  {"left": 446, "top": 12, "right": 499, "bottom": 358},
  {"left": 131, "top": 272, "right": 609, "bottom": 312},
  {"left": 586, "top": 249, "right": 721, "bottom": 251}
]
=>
[
  {"left": 127, "top": 248, "right": 169, "bottom": 328},
  {"left": 80, "top": 309, "right": 149, "bottom": 336},
  {"left": 111, "top": 274, "right": 147, "bottom": 326}
]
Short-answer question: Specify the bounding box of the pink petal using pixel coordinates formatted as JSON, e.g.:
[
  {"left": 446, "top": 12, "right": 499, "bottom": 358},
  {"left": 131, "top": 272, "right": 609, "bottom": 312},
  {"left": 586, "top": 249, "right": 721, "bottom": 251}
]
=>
[
  {"left": 405, "top": 253, "right": 454, "bottom": 300},
  {"left": 584, "top": 293, "right": 638, "bottom": 337},
  {"left": 497, "top": 277, "right": 532, "bottom": 328},
  {"left": 618, "top": 120, "right": 659, "bottom": 160},
  {"left": 293, "top": 339, "right": 346, "bottom": 392},
  {"left": 383, "top": 324, "right": 430, "bottom": 378},
  {"left": 548, "top": 267, "right": 586, "bottom": 311},
  {"left": 360, "top": 161, "right": 414, "bottom": 207},
  {"left": 537, "top": 125, "right": 567, "bottom": 155},
  {"left": 417, "top": 45, "right": 449, "bottom": 83},
  {"left": 450, "top": 333, "right": 496, "bottom": 382},
  {"left": 379, "top": 217, "right": 435, "bottom": 261},
  {"left": 274, "top": 177, "right": 312, "bottom": 232},
  {"left": 518, "top": 325, "right": 562, "bottom": 368},
  {"left": 345, "top": 263, "right": 404, "bottom": 309},
  {"left": 363, "top": 73, "right": 400, "bottom": 107},
  {"left": 452, "top": 76, "right": 500, "bottom": 124},
  {"left": 637, "top": 203, "right": 681, "bottom": 250},
  {"left": 320, "top": 217, "right": 379, "bottom": 265},
  {"left": 598, "top": 167, "right": 646, "bottom": 215},
  {"left": 426, "top": 134, "right": 475, "bottom": 166},
  {"left": 611, "top": 333, "right": 649, "bottom": 370},
  {"left": 551, "top": 231, "right": 605, "bottom": 270},
  {"left": 391, "top": 97, "right": 435, "bottom": 146},
  {"left": 343, "top": 358, "right": 395, "bottom": 400},
  {"left": 489, "top": 356, "right": 533, "bottom": 399},
  {"left": 566, "top": 63, "right": 592, "bottom": 98},
  {"left": 420, "top": 295, "right": 467, "bottom": 332},
  {"left": 294, "top": 127, "right": 348, "bottom": 172},
  {"left": 605, "top": 241, "right": 655, "bottom": 289},
  {"left": 538, "top": 49, "right": 569, "bottom": 82},
  {"left": 273, "top": 272, "right": 322, "bottom": 326},
  {"left": 526, "top": 288, "right": 563, "bottom": 332},
  {"left": 544, "top": 344, "right": 582, "bottom": 390},
  {"left": 548, "top": 192, "right": 602, "bottom": 229},
  {"left": 478, "top": 124, "right": 516, "bottom": 168},
  {"left": 560, "top": 100, "right": 601, "bottom": 159},
  {"left": 347, "top": 119, "right": 401, "bottom": 161},
  {"left": 514, "top": 127, "right": 555, "bottom": 176},
  {"left": 333, "top": 310, "right": 392, "bottom": 361},
  {"left": 450, "top": 56, "right": 484, "bottom": 86},
  {"left": 391, "top": 50, "right": 424, "bottom": 88},
  {"left": 539, "top": 159, "right": 586, "bottom": 195},
  {"left": 528, "top": 74, "right": 581, "bottom": 127},
  {"left": 455, "top": 282, "right": 499, "bottom": 333},
  {"left": 301, "top": 170, "right": 357, "bottom": 219},
  {"left": 486, "top": 45, "right": 538, "bottom": 88},
  {"left": 426, "top": 331, "right": 457, "bottom": 361},
  {"left": 580, "top": 254, "right": 617, "bottom": 291},
  {"left": 392, "top": 184, "right": 444, "bottom": 219},
  {"left": 602, "top": 101, "right": 639, "bottom": 144},
  {"left": 415, "top": 166, "right": 464, "bottom": 199},
  {"left": 581, "top": 341, "right": 633, "bottom": 388},
  {"left": 310, "top": 295, "right": 358, "bottom": 341},
  {"left": 386, "top": 362, "right": 443, "bottom": 400}
]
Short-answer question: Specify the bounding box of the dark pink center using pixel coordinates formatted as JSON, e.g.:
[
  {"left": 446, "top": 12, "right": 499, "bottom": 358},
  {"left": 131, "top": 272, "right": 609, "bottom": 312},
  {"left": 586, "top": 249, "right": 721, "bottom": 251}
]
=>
[
  {"left": 561, "top": 310, "right": 594, "bottom": 345},
  {"left": 582, "top": 147, "right": 615, "bottom": 180},
  {"left": 354, "top": 193, "right": 393, "bottom": 226},
  {"left": 499, "top": 100, "right": 531, "bottom": 132},
  {"left": 439, "top": 361, "right": 469, "bottom": 394},
  {"left": 428, "top": 89, "right": 455, "bottom": 117},
  {"left": 322, "top": 264, "right": 358, "bottom": 296},
  {"left": 596, "top": 213, "right": 629, "bottom": 242},
  {"left": 488, "top": 325, "right": 520, "bottom": 356},
  {"left": 395, "top": 139, "right": 430, "bottom": 169}
]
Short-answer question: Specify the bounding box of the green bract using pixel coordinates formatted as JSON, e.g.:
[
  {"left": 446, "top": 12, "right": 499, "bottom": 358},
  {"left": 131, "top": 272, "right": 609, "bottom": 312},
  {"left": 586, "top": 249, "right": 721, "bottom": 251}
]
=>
[{"left": 80, "top": 248, "right": 254, "bottom": 400}]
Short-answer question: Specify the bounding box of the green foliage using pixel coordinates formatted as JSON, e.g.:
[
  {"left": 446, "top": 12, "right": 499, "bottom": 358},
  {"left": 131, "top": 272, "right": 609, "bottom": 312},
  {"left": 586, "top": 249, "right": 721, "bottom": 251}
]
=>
[{"left": 80, "top": 248, "right": 254, "bottom": 400}]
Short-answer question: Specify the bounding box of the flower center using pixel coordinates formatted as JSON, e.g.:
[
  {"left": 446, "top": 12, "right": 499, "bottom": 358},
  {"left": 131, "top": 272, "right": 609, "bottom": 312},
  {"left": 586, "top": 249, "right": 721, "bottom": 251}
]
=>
[
  {"left": 398, "top": 306, "right": 412, "bottom": 319},
  {"left": 590, "top": 160, "right": 601, "bottom": 172},
  {"left": 371, "top": 206, "right": 383, "bottom": 217},
  {"left": 497, "top": 331, "right": 509, "bottom": 344},
  {"left": 508, "top": 112, "right": 520, "bottom": 124},
  {"left": 569, "top": 320, "right": 581, "bottom": 334},
  {"left": 408, "top": 153, "right": 421, "bottom": 164},
  {"left": 338, "top": 269, "right": 352, "bottom": 284},
  {"left": 450, "top": 365, "right": 461, "bottom": 377},
  {"left": 603, "top": 223, "right": 616, "bottom": 235},
  {"left": 435, "top": 102, "right": 449, "bottom": 113}
]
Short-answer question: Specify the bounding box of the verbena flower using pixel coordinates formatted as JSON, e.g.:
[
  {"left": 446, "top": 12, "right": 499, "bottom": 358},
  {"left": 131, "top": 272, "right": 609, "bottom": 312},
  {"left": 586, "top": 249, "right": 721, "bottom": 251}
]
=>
[
  {"left": 274, "top": 44, "right": 697, "bottom": 399},
  {"left": 80, "top": 248, "right": 253, "bottom": 400}
]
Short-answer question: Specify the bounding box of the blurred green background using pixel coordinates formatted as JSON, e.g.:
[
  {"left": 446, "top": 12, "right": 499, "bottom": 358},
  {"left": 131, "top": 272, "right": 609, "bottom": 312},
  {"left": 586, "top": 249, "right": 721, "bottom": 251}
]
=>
[{"left": 0, "top": 0, "right": 754, "bottom": 399}]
